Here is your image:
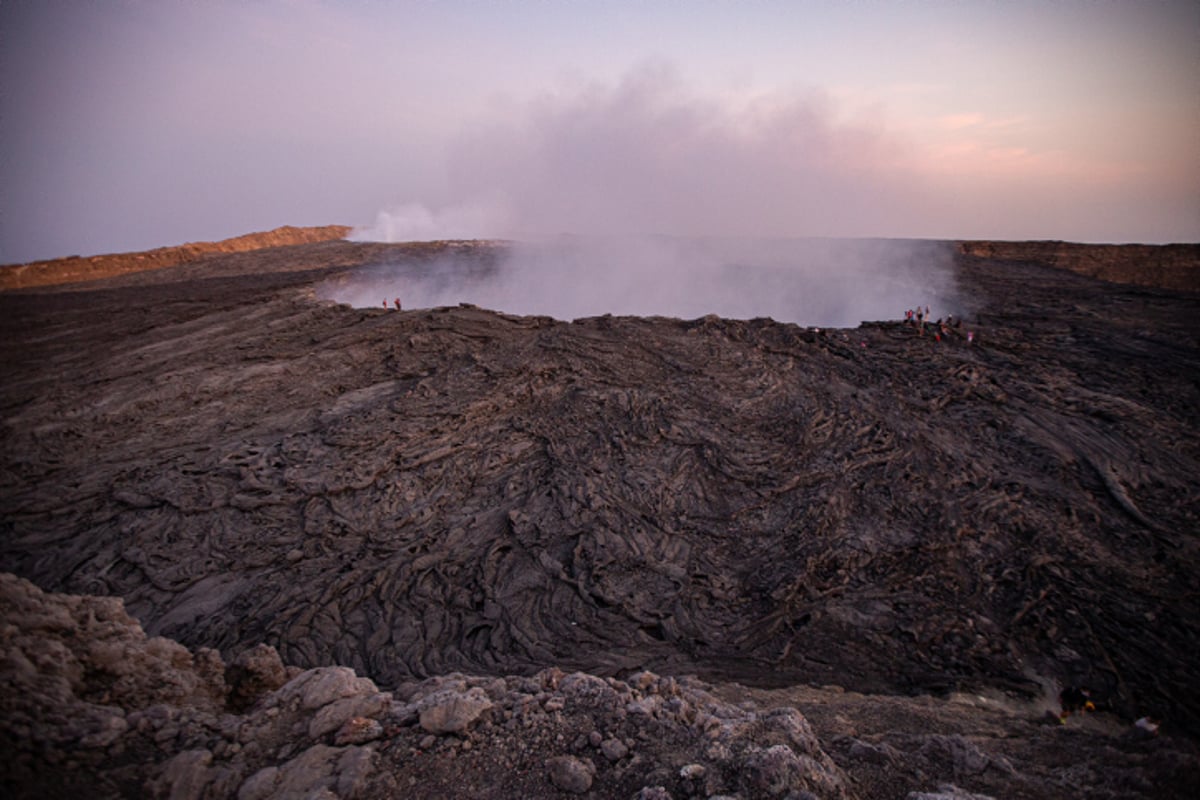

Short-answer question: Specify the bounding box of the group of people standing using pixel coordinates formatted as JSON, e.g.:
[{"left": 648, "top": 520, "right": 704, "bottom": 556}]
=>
[{"left": 904, "top": 305, "right": 973, "bottom": 344}]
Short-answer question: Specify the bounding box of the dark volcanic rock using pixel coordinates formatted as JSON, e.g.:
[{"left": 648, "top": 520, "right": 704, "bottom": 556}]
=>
[
  {"left": 0, "top": 573, "right": 860, "bottom": 799},
  {"left": 225, "top": 643, "right": 290, "bottom": 712},
  {"left": 1, "top": 236, "right": 1199, "bottom": 798},
  {"left": 3, "top": 573, "right": 1197, "bottom": 799},
  {"left": 957, "top": 241, "right": 1200, "bottom": 291}
]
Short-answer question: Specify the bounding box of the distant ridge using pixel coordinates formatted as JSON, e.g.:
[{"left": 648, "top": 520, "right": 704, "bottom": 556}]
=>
[
  {"left": 5, "top": 228, "right": 1197, "bottom": 293},
  {"left": 957, "top": 240, "right": 1200, "bottom": 291},
  {"left": 0, "top": 224, "right": 352, "bottom": 291}
]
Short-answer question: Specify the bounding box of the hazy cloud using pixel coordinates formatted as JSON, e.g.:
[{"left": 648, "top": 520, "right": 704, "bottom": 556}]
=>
[
  {"left": 352, "top": 201, "right": 514, "bottom": 243},
  {"left": 441, "top": 64, "right": 925, "bottom": 241},
  {"left": 325, "top": 233, "right": 962, "bottom": 328},
  {"left": 337, "top": 66, "right": 972, "bottom": 326},
  {"left": 3, "top": 1, "right": 1196, "bottom": 263}
]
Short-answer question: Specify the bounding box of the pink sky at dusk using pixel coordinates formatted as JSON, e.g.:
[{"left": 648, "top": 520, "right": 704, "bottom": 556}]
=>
[{"left": 1, "top": 0, "right": 1197, "bottom": 263}]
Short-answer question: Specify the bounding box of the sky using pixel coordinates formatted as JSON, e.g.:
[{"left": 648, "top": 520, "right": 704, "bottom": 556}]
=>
[{"left": 1, "top": 0, "right": 1198, "bottom": 264}]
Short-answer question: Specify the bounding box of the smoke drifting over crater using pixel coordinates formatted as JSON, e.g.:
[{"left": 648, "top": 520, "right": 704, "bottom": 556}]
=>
[
  {"left": 320, "top": 236, "right": 960, "bottom": 328},
  {"left": 342, "top": 68, "right": 961, "bottom": 326},
  {"left": 355, "top": 66, "right": 927, "bottom": 244}
]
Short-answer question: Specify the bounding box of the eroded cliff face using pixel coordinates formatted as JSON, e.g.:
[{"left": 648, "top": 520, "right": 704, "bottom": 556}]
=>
[{"left": 1, "top": 237, "right": 1198, "bottom": 798}]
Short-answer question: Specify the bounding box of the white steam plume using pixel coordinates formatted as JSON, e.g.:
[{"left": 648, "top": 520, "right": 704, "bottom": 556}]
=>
[
  {"left": 344, "top": 65, "right": 962, "bottom": 325},
  {"left": 350, "top": 200, "right": 512, "bottom": 243},
  {"left": 320, "top": 236, "right": 960, "bottom": 328}
]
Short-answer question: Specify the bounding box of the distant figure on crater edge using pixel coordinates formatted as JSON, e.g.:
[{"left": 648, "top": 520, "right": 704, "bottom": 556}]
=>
[
  {"left": 393, "top": 297, "right": 402, "bottom": 311},
  {"left": 1059, "top": 686, "right": 1095, "bottom": 723}
]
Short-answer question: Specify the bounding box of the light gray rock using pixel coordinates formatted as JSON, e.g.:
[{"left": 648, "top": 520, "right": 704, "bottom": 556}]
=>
[
  {"left": 907, "top": 784, "right": 997, "bottom": 800},
  {"left": 335, "top": 745, "right": 377, "bottom": 798},
  {"left": 77, "top": 710, "right": 128, "bottom": 749},
  {"left": 295, "top": 668, "right": 379, "bottom": 711},
  {"left": 743, "top": 744, "right": 801, "bottom": 796},
  {"left": 272, "top": 743, "right": 342, "bottom": 797},
  {"left": 236, "top": 766, "right": 279, "bottom": 800},
  {"left": 226, "top": 644, "right": 287, "bottom": 711},
  {"left": 637, "top": 787, "right": 673, "bottom": 800},
  {"left": 417, "top": 687, "right": 493, "bottom": 734},
  {"left": 558, "top": 672, "right": 623, "bottom": 710},
  {"left": 600, "top": 737, "right": 628, "bottom": 761},
  {"left": 333, "top": 716, "right": 384, "bottom": 746},
  {"left": 847, "top": 738, "right": 901, "bottom": 764},
  {"left": 918, "top": 734, "right": 991, "bottom": 777},
  {"left": 308, "top": 693, "right": 390, "bottom": 739},
  {"left": 741, "top": 743, "right": 849, "bottom": 799},
  {"left": 545, "top": 755, "right": 596, "bottom": 794},
  {"left": 151, "top": 749, "right": 214, "bottom": 800}
]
